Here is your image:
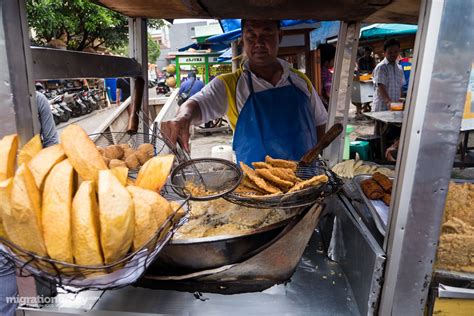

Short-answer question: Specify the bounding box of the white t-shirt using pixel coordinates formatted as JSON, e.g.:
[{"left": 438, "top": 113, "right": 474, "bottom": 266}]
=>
[{"left": 189, "top": 58, "right": 328, "bottom": 127}]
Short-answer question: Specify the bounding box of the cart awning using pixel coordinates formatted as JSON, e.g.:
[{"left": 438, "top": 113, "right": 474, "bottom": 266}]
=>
[{"left": 360, "top": 24, "right": 417, "bottom": 40}]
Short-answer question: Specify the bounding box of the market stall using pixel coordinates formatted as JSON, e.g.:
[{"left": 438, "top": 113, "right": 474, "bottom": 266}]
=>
[{"left": 0, "top": 0, "right": 473, "bottom": 315}]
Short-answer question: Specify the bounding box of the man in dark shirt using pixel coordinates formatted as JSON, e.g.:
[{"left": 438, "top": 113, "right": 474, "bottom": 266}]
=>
[{"left": 358, "top": 46, "right": 376, "bottom": 73}]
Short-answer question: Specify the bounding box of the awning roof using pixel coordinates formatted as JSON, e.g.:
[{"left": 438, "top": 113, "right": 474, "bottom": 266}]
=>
[
  {"left": 360, "top": 23, "right": 417, "bottom": 40},
  {"left": 95, "top": 0, "right": 421, "bottom": 24}
]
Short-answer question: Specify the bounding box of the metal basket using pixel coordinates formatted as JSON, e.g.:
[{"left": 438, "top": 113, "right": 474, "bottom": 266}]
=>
[
  {"left": 224, "top": 161, "right": 343, "bottom": 209},
  {"left": 0, "top": 199, "right": 187, "bottom": 293}
]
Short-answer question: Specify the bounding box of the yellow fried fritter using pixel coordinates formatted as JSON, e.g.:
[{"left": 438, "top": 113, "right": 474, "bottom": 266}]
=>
[
  {"left": 240, "top": 162, "right": 282, "bottom": 194},
  {"left": 288, "top": 175, "right": 328, "bottom": 192},
  {"left": 265, "top": 155, "right": 297, "bottom": 171}
]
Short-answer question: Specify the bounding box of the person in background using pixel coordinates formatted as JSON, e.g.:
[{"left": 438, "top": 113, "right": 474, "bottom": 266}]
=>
[
  {"left": 372, "top": 39, "right": 405, "bottom": 112},
  {"left": 177, "top": 71, "right": 205, "bottom": 104},
  {"left": 0, "top": 90, "right": 59, "bottom": 316},
  {"left": 319, "top": 44, "right": 337, "bottom": 109},
  {"left": 358, "top": 46, "right": 376, "bottom": 73},
  {"left": 161, "top": 20, "right": 328, "bottom": 165}
]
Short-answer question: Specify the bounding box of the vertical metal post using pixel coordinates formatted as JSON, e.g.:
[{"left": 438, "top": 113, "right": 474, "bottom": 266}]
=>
[
  {"left": 129, "top": 17, "right": 149, "bottom": 134},
  {"left": 323, "top": 22, "right": 360, "bottom": 166},
  {"left": 231, "top": 40, "right": 239, "bottom": 72},
  {"left": 0, "top": 0, "right": 38, "bottom": 142},
  {"left": 379, "top": 0, "right": 473, "bottom": 314}
]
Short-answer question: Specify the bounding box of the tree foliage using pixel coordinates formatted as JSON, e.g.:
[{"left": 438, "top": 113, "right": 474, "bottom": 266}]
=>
[{"left": 26, "top": 0, "right": 164, "bottom": 51}]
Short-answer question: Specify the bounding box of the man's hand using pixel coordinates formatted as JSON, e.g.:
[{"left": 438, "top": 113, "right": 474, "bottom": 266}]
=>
[
  {"left": 160, "top": 100, "right": 202, "bottom": 153},
  {"left": 160, "top": 118, "right": 192, "bottom": 153}
]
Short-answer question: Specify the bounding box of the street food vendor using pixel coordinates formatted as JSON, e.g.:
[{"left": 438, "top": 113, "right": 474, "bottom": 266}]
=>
[
  {"left": 161, "top": 20, "right": 328, "bottom": 165},
  {"left": 372, "top": 39, "right": 405, "bottom": 112}
]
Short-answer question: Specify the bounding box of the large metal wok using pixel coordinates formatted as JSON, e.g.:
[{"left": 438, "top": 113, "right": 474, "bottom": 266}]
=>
[
  {"left": 152, "top": 210, "right": 300, "bottom": 273},
  {"left": 140, "top": 203, "right": 324, "bottom": 294}
]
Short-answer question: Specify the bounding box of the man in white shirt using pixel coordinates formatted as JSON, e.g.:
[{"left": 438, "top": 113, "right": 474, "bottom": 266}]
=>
[
  {"left": 161, "top": 20, "right": 328, "bottom": 164},
  {"left": 372, "top": 39, "right": 405, "bottom": 112}
]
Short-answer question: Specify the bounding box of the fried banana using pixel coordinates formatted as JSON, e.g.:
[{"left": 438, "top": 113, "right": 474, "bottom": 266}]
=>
[
  {"left": 241, "top": 176, "right": 267, "bottom": 194},
  {"left": 240, "top": 162, "right": 282, "bottom": 194},
  {"left": 255, "top": 168, "right": 293, "bottom": 191},
  {"left": 252, "top": 161, "right": 272, "bottom": 169},
  {"left": 288, "top": 174, "right": 329, "bottom": 192},
  {"left": 265, "top": 155, "right": 297, "bottom": 171},
  {"left": 267, "top": 167, "right": 301, "bottom": 184}
]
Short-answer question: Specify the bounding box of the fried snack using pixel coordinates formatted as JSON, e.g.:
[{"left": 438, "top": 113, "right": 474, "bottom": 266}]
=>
[
  {"left": 104, "top": 145, "right": 124, "bottom": 160},
  {"left": 71, "top": 181, "right": 103, "bottom": 266},
  {"left": 135, "top": 155, "right": 175, "bottom": 192},
  {"left": 110, "top": 166, "right": 128, "bottom": 186},
  {"left": 123, "top": 148, "right": 135, "bottom": 159},
  {"left": 17, "top": 135, "right": 42, "bottom": 166},
  {"left": 252, "top": 162, "right": 272, "bottom": 169},
  {"left": 137, "top": 143, "right": 154, "bottom": 157},
  {"left": 372, "top": 172, "right": 393, "bottom": 193},
  {"left": 127, "top": 186, "right": 170, "bottom": 251},
  {"left": 98, "top": 170, "right": 134, "bottom": 264},
  {"left": 255, "top": 168, "right": 293, "bottom": 191},
  {"left": 360, "top": 178, "right": 384, "bottom": 200},
  {"left": 234, "top": 185, "right": 265, "bottom": 196},
  {"left": 42, "top": 160, "right": 75, "bottom": 263},
  {"left": 28, "top": 144, "right": 66, "bottom": 189},
  {"left": 382, "top": 193, "right": 391, "bottom": 206},
  {"left": 118, "top": 143, "right": 131, "bottom": 151},
  {"left": 125, "top": 153, "right": 140, "bottom": 169},
  {"left": 61, "top": 125, "right": 107, "bottom": 183},
  {"left": 135, "top": 150, "right": 151, "bottom": 165},
  {"left": 103, "top": 157, "right": 111, "bottom": 167},
  {"left": 240, "top": 162, "right": 282, "bottom": 194},
  {"left": 288, "top": 174, "right": 328, "bottom": 192},
  {"left": 241, "top": 176, "right": 267, "bottom": 194},
  {"left": 267, "top": 167, "right": 301, "bottom": 184},
  {"left": 97, "top": 147, "right": 105, "bottom": 155},
  {"left": 0, "top": 134, "right": 18, "bottom": 181},
  {"left": 9, "top": 165, "right": 47, "bottom": 256},
  {"left": 109, "top": 159, "right": 127, "bottom": 169},
  {"left": 265, "top": 155, "right": 297, "bottom": 171}
]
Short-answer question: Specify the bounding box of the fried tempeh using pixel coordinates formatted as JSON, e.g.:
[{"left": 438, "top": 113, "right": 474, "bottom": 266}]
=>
[
  {"left": 255, "top": 168, "right": 294, "bottom": 191},
  {"left": 372, "top": 172, "right": 393, "bottom": 192},
  {"left": 288, "top": 174, "right": 328, "bottom": 192},
  {"left": 240, "top": 162, "right": 282, "bottom": 194},
  {"left": 252, "top": 161, "right": 272, "bottom": 169},
  {"left": 267, "top": 167, "right": 301, "bottom": 184},
  {"left": 360, "top": 178, "right": 384, "bottom": 200},
  {"left": 265, "top": 155, "right": 297, "bottom": 171}
]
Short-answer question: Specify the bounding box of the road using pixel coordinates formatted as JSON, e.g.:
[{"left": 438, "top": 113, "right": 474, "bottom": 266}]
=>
[{"left": 56, "top": 88, "right": 162, "bottom": 136}]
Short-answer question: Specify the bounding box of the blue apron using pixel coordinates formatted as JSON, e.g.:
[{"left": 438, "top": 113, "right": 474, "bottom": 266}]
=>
[{"left": 233, "top": 71, "right": 317, "bottom": 165}]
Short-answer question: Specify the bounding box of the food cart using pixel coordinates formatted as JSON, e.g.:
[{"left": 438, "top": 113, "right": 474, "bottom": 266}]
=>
[{"left": 0, "top": 0, "right": 472, "bottom": 315}]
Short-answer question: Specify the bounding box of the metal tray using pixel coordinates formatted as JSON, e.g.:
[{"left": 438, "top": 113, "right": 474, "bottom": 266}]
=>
[{"left": 353, "top": 174, "right": 392, "bottom": 236}]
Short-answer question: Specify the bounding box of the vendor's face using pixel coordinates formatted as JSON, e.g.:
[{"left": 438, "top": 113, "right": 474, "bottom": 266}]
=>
[
  {"left": 242, "top": 20, "right": 281, "bottom": 67},
  {"left": 385, "top": 45, "right": 400, "bottom": 63}
]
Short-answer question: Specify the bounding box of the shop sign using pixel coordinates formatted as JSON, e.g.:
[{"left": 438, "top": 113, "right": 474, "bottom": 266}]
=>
[
  {"left": 208, "top": 57, "right": 219, "bottom": 63},
  {"left": 179, "top": 57, "right": 205, "bottom": 64}
]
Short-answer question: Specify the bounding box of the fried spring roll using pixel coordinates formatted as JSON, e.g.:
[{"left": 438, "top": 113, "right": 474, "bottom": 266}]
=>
[
  {"left": 372, "top": 172, "right": 393, "bottom": 193},
  {"left": 360, "top": 178, "right": 384, "bottom": 200},
  {"left": 382, "top": 193, "right": 391, "bottom": 206}
]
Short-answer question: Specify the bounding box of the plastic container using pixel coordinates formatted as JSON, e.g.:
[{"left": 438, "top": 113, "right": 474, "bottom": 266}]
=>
[
  {"left": 390, "top": 101, "right": 404, "bottom": 111},
  {"left": 343, "top": 125, "right": 354, "bottom": 160},
  {"left": 350, "top": 140, "right": 370, "bottom": 160}
]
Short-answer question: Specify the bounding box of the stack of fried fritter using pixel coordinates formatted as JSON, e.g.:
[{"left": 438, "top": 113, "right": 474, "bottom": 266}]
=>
[
  {"left": 234, "top": 155, "right": 329, "bottom": 196},
  {"left": 360, "top": 172, "right": 393, "bottom": 206}
]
